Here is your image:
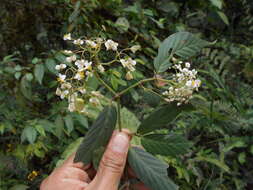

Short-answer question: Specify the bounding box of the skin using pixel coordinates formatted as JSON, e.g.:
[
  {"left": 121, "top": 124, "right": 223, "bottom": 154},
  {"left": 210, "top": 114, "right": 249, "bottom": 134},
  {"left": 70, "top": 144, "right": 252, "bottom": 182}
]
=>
[{"left": 40, "top": 130, "right": 150, "bottom": 190}]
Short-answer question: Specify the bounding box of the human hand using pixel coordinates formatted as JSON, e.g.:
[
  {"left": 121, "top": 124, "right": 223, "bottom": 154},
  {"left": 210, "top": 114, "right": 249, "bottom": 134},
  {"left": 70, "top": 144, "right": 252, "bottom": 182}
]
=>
[{"left": 40, "top": 130, "right": 150, "bottom": 190}]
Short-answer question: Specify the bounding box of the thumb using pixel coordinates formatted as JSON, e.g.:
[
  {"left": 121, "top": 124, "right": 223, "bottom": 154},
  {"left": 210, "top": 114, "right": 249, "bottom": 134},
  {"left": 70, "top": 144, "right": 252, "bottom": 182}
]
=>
[{"left": 90, "top": 131, "right": 130, "bottom": 190}]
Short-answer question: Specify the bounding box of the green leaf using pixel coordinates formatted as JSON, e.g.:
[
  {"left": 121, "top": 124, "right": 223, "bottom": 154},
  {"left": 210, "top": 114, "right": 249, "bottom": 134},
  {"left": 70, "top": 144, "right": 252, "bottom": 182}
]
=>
[
  {"left": 9, "top": 184, "right": 29, "bottom": 190},
  {"left": 115, "top": 17, "right": 130, "bottom": 32},
  {"left": 92, "top": 147, "right": 105, "bottom": 170},
  {"left": 34, "top": 64, "right": 45, "bottom": 84},
  {"left": 20, "top": 76, "right": 32, "bottom": 99},
  {"left": 56, "top": 137, "right": 83, "bottom": 167},
  {"left": 128, "top": 147, "right": 178, "bottom": 190},
  {"left": 119, "top": 107, "right": 140, "bottom": 133},
  {"left": 137, "top": 103, "right": 194, "bottom": 135},
  {"left": 209, "top": 0, "right": 222, "bottom": 9},
  {"left": 35, "top": 125, "right": 46, "bottom": 137},
  {"left": 141, "top": 134, "right": 192, "bottom": 157},
  {"left": 217, "top": 11, "right": 229, "bottom": 25},
  {"left": 73, "top": 114, "right": 89, "bottom": 129},
  {"left": 64, "top": 115, "right": 74, "bottom": 134},
  {"left": 45, "top": 58, "right": 57, "bottom": 74},
  {"left": 154, "top": 32, "right": 211, "bottom": 73},
  {"left": 118, "top": 107, "right": 141, "bottom": 145},
  {"left": 196, "top": 156, "right": 230, "bottom": 172},
  {"left": 74, "top": 106, "right": 117, "bottom": 164},
  {"left": 21, "top": 127, "right": 37, "bottom": 144}
]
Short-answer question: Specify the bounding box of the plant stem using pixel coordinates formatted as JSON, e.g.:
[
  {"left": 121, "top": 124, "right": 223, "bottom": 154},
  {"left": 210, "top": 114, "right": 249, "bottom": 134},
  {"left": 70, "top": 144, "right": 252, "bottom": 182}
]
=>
[
  {"left": 94, "top": 71, "right": 117, "bottom": 96},
  {"left": 117, "top": 97, "right": 122, "bottom": 132}
]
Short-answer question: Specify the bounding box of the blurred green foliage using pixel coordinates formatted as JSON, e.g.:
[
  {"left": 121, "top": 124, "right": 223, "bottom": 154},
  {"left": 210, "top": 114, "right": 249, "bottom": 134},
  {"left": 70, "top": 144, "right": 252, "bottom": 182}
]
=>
[{"left": 0, "top": 0, "right": 253, "bottom": 189}]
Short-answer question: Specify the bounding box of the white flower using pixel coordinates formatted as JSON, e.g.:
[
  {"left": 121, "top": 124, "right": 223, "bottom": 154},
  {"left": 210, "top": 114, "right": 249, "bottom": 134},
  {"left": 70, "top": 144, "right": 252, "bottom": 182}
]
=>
[
  {"left": 120, "top": 58, "right": 136, "bottom": 72},
  {"left": 63, "top": 33, "right": 71, "bottom": 41},
  {"left": 185, "top": 62, "right": 191, "bottom": 68},
  {"left": 130, "top": 45, "right": 141, "bottom": 53},
  {"left": 55, "top": 64, "right": 67, "bottom": 71},
  {"left": 61, "top": 82, "right": 72, "bottom": 89},
  {"left": 73, "top": 39, "right": 84, "bottom": 45},
  {"left": 56, "top": 88, "right": 62, "bottom": 96},
  {"left": 125, "top": 71, "right": 133, "bottom": 80},
  {"left": 79, "top": 88, "right": 86, "bottom": 94},
  {"left": 63, "top": 50, "right": 72, "bottom": 54},
  {"left": 60, "top": 90, "right": 69, "bottom": 99},
  {"left": 68, "top": 93, "right": 78, "bottom": 103},
  {"left": 105, "top": 40, "right": 118, "bottom": 51},
  {"left": 68, "top": 103, "right": 75, "bottom": 112},
  {"left": 57, "top": 74, "right": 66, "bottom": 83},
  {"left": 66, "top": 55, "right": 76, "bottom": 63},
  {"left": 89, "top": 98, "right": 100, "bottom": 106},
  {"left": 75, "top": 60, "right": 86, "bottom": 70},
  {"left": 85, "top": 40, "right": 97, "bottom": 48},
  {"left": 74, "top": 72, "right": 84, "bottom": 80},
  {"left": 85, "top": 71, "right": 93, "bottom": 78},
  {"left": 91, "top": 91, "right": 102, "bottom": 97},
  {"left": 96, "top": 38, "right": 103, "bottom": 43},
  {"left": 97, "top": 65, "right": 105, "bottom": 73},
  {"left": 84, "top": 61, "right": 92, "bottom": 70}
]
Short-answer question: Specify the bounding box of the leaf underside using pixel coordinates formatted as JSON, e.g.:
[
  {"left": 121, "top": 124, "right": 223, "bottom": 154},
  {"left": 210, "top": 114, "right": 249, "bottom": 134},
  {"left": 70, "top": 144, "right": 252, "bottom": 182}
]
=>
[
  {"left": 141, "top": 134, "right": 192, "bottom": 157},
  {"left": 154, "top": 31, "right": 211, "bottom": 73},
  {"left": 128, "top": 147, "right": 178, "bottom": 190},
  {"left": 74, "top": 106, "right": 117, "bottom": 164}
]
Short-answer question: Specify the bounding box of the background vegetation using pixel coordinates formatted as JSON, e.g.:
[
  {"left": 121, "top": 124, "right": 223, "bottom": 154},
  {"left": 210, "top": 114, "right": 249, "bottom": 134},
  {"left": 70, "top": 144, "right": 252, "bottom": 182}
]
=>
[{"left": 0, "top": 0, "right": 253, "bottom": 189}]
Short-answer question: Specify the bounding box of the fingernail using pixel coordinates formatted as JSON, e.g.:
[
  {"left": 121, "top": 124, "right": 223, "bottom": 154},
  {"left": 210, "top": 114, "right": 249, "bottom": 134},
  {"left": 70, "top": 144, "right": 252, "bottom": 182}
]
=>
[{"left": 111, "top": 132, "right": 129, "bottom": 153}]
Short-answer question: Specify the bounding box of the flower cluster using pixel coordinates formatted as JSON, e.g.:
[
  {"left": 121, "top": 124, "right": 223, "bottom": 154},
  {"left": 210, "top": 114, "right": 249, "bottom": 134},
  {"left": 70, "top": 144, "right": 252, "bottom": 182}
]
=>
[
  {"left": 55, "top": 33, "right": 141, "bottom": 113},
  {"left": 162, "top": 61, "right": 201, "bottom": 106}
]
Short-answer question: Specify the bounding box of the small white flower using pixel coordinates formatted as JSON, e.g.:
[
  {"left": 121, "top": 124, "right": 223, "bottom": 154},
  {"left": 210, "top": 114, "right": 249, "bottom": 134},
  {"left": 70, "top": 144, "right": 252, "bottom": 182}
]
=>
[
  {"left": 74, "top": 72, "right": 84, "bottom": 80},
  {"left": 60, "top": 90, "right": 69, "bottom": 99},
  {"left": 63, "top": 50, "right": 72, "bottom": 54},
  {"left": 56, "top": 88, "right": 62, "bottom": 96},
  {"left": 125, "top": 71, "right": 133, "bottom": 80},
  {"left": 63, "top": 33, "right": 71, "bottom": 41},
  {"left": 61, "top": 82, "right": 72, "bottom": 89},
  {"left": 79, "top": 88, "right": 86, "bottom": 94},
  {"left": 73, "top": 39, "right": 84, "bottom": 45},
  {"left": 85, "top": 40, "right": 97, "bottom": 48},
  {"left": 55, "top": 64, "right": 67, "bottom": 71},
  {"left": 85, "top": 71, "right": 93, "bottom": 78},
  {"left": 84, "top": 61, "right": 92, "bottom": 70},
  {"left": 68, "top": 103, "right": 75, "bottom": 112},
  {"left": 162, "top": 91, "right": 169, "bottom": 96},
  {"left": 66, "top": 55, "right": 76, "bottom": 63},
  {"left": 89, "top": 98, "right": 100, "bottom": 106},
  {"left": 75, "top": 60, "right": 86, "bottom": 70},
  {"left": 57, "top": 74, "right": 66, "bottom": 82},
  {"left": 130, "top": 45, "right": 141, "bottom": 53},
  {"left": 91, "top": 91, "right": 102, "bottom": 97},
  {"left": 96, "top": 38, "right": 103, "bottom": 43},
  {"left": 97, "top": 65, "right": 105, "bottom": 73},
  {"left": 185, "top": 62, "right": 191, "bottom": 68},
  {"left": 105, "top": 40, "right": 118, "bottom": 51},
  {"left": 120, "top": 58, "right": 136, "bottom": 72}
]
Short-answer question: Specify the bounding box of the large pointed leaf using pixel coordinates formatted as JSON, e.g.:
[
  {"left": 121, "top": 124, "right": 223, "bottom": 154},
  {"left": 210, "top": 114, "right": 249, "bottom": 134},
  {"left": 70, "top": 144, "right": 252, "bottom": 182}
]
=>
[
  {"left": 141, "top": 134, "right": 192, "bottom": 157},
  {"left": 137, "top": 103, "right": 194, "bottom": 135},
  {"left": 128, "top": 147, "right": 178, "bottom": 190},
  {"left": 74, "top": 106, "right": 117, "bottom": 164},
  {"left": 154, "top": 32, "right": 211, "bottom": 73},
  {"left": 34, "top": 64, "right": 45, "bottom": 85}
]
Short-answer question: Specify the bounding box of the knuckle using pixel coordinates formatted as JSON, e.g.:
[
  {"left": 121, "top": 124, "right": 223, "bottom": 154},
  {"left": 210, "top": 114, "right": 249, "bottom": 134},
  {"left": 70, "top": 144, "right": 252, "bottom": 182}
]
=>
[{"left": 100, "top": 153, "right": 125, "bottom": 173}]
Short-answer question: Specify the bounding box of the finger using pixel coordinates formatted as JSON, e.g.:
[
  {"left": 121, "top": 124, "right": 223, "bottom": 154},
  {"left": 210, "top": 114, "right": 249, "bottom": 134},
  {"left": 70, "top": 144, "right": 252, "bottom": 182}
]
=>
[
  {"left": 65, "top": 167, "right": 91, "bottom": 182},
  {"left": 64, "top": 153, "right": 91, "bottom": 170},
  {"left": 90, "top": 131, "right": 130, "bottom": 190},
  {"left": 61, "top": 178, "right": 88, "bottom": 190}
]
